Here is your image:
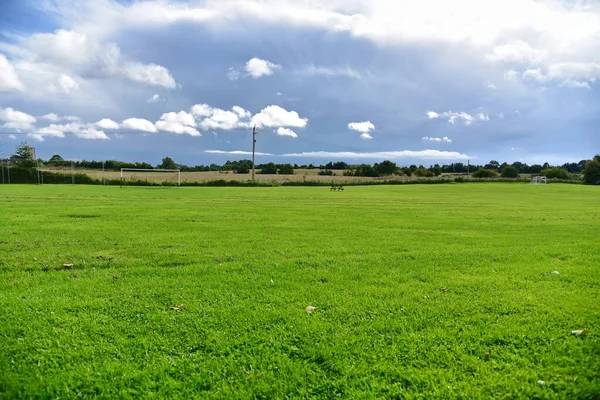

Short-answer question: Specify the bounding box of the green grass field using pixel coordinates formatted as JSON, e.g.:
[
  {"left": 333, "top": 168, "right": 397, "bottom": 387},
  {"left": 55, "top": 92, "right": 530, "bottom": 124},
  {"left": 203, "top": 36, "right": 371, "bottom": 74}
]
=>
[{"left": 1, "top": 184, "right": 599, "bottom": 399}]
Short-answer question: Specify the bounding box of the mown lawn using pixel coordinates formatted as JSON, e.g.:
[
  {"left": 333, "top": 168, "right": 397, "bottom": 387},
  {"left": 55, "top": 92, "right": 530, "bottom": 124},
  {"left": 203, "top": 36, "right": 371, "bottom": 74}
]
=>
[{"left": 0, "top": 184, "right": 598, "bottom": 399}]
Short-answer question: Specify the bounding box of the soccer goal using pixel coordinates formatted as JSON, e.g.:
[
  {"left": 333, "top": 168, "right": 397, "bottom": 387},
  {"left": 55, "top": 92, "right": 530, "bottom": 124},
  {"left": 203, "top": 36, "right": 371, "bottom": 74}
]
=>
[
  {"left": 530, "top": 176, "right": 547, "bottom": 185},
  {"left": 120, "top": 168, "right": 181, "bottom": 187}
]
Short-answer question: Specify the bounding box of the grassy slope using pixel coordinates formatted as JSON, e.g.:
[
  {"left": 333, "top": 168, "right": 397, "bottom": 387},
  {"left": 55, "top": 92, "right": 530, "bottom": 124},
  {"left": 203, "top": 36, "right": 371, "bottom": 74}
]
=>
[{"left": 0, "top": 184, "right": 598, "bottom": 399}]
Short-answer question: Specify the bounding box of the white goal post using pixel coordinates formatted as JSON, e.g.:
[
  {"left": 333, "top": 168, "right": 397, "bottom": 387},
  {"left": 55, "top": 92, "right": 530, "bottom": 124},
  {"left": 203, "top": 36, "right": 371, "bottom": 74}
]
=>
[
  {"left": 530, "top": 176, "right": 547, "bottom": 185},
  {"left": 120, "top": 168, "right": 181, "bottom": 186}
]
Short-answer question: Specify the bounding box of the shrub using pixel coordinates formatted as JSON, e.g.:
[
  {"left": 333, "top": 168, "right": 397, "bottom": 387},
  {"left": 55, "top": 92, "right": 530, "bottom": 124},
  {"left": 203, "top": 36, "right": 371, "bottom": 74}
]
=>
[
  {"left": 259, "top": 162, "right": 277, "bottom": 174},
  {"left": 318, "top": 170, "right": 334, "bottom": 176},
  {"left": 583, "top": 155, "right": 600, "bottom": 185},
  {"left": 541, "top": 168, "right": 570, "bottom": 180},
  {"left": 501, "top": 166, "right": 519, "bottom": 178},
  {"left": 413, "top": 168, "right": 434, "bottom": 178},
  {"left": 278, "top": 164, "right": 294, "bottom": 175},
  {"left": 472, "top": 168, "right": 498, "bottom": 178},
  {"left": 454, "top": 176, "right": 465, "bottom": 183}
]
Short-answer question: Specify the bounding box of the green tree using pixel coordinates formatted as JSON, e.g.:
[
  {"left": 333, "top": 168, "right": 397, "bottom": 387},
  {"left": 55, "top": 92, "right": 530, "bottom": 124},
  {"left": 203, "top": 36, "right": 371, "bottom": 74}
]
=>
[
  {"left": 375, "top": 160, "right": 398, "bottom": 176},
  {"left": 12, "top": 141, "right": 37, "bottom": 168},
  {"left": 413, "top": 167, "right": 434, "bottom": 177},
  {"left": 541, "top": 168, "right": 570, "bottom": 180},
  {"left": 278, "top": 164, "right": 294, "bottom": 175},
  {"left": 583, "top": 155, "right": 600, "bottom": 185},
  {"left": 49, "top": 154, "right": 64, "bottom": 162},
  {"left": 260, "top": 162, "right": 277, "bottom": 174},
  {"left": 158, "top": 157, "right": 178, "bottom": 170},
  {"left": 501, "top": 166, "right": 519, "bottom": 178},
  {"left": 472, "top": 168, "right": 498, "bottom": 178}
]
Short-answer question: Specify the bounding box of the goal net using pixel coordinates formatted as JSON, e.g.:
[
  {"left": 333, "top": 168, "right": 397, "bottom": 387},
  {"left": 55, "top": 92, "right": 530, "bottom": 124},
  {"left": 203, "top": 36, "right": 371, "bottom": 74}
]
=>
[
  {"left": 120, "top": 168, "right": 181, "bottom": 186},
  {"left": 530, "top": 176, "right": 547, "bottom": 185}
]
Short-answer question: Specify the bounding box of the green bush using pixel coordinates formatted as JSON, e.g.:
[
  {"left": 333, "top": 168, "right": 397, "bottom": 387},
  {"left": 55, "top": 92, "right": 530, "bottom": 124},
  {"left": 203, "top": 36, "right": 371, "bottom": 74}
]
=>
[
  {"left": 541, "top": 168, "right": 570, "bottom": 180},
  {"left": 413, "top": 168, "right": 434, "bottom": 177},
  {"left": 472, "top": 169, "right": 499, "bottom": 178},
  {"left": 278, "top": 164, "right": 294, "bottom": 175},
  {"left": 501, "top": 166, "right": 519, "bottom": 178},
  {"left": 583, "top": 155, "right": 600, "bottom": 185}
]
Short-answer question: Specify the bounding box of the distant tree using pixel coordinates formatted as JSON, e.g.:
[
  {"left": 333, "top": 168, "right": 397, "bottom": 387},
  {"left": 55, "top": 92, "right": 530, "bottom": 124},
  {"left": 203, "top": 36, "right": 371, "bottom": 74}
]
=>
[
  {"left": 278, "top": 164, "right": 294, "bottom": 175},
  {"left": 413, "top": 167, "right": 434, "bottom": 177},
  {"left": 529, "top": 164, "right": 542, "bottom": 174},
  {"left": 49, "top": 154, "right": 64, "bottom": 162},
  {"left": 158, "top": 157, "right": 178, "bottom": 170},
  {"left": 260, "top": 162, "right": 277, "bottom": 174},
  {"left": 583, "top": 155, "right": 600, "bottom": 185},
  {"left": 541, "top": 168, "right": 570, "bottom": 180},
  {"left": 430, "top": 164, "right": 442, "bottom": 176},
  {"left": 484, "top": 160, "right": 500, "bottom": 170},
  {"left": 236, "top": 166, "right": 250, "bottom": 174},
  {"left": 501, "top": 166, "right": 519, "bottom": 178},
  {"left": 12, "top": 141, "right": 37, "bottom": 168},
  {"left": 401, "top": 167, "right": 412, "bottom": 176},
  {"left": 472, "top": 168, "right": 498, "bottom": 178},
  {"left": 375, "top": 160, "right": 398, "bottom": 176}
]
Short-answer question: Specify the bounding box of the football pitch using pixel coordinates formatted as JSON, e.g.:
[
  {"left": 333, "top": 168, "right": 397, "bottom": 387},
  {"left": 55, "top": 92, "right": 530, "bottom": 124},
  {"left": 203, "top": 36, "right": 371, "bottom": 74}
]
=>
[{"left": 0, "top": 184, "right": 598, "bottom": 398}]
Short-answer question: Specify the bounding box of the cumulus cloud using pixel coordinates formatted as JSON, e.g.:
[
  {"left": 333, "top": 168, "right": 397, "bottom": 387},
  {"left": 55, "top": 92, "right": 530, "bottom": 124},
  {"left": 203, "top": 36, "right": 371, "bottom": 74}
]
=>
[
  {"left": 0, "top": 53, "right": 24, "bottom": 91},
  {"left": 122, "top": 118, "right": 157, "bottom": 132},
  {"left": 121, "top": 62, "right": 176, "bottom": 88},
  {"left": 245, "top": 57, "right": 281, "bottom": 78},
  {"left": 158, "top": 111, "right": 196, "bottom": 127},
  {"left": 95, "top": 118, "right": 120, "bottom": 129},
  {"left": 199, "top": 108, "right": 249, "bottom": 130},
  {"left": 348, "top": 121, "right": 375, "bottom": 133},
  {"left": 275, "top": 127, "right": 298, "bottom": 138},
  {"left": 58, "top": 73, "right": 79, "bottom": 93},
  {"left": 252, "top": 105, "right": 308, "bottom": 128},
  {"left": 29, "top": 122, "right": 109, "bottom": 141},
  {"left": 360, "top": 133, "right": 373, "bottom": 140},
  {"left": 426, "top": 110, "right": 489, "bottom": 126},
  {"left": 422, "top": 136, "right": 451, "bottom": 143},
  {"left": 0, "top": 106, "right": 36, "bottom": 130},
  {"left": 41, "top": 113, "right": 80, "bottom": 122},
  {"left": 281, "top": 150, "right": 471, "bottom": 160},
  {"left": 155, "top": 120, "right": 201, "bottom": 136}
]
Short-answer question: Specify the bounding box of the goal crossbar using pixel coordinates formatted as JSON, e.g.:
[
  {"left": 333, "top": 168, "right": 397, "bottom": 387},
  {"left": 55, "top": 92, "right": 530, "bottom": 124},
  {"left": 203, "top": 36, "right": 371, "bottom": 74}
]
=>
[{"left": 120, "top": 168, "right": 181, "bottom": 186}]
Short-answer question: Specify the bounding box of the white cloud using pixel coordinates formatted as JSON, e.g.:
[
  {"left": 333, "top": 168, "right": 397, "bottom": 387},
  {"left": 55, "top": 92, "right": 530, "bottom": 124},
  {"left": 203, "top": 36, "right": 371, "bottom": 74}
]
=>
[
  {"left": 158, "top": 111, "right": 196, "bottom": 127},
  {"left": 496, "top": 113, "right": 505, "bottom": 119},
  {"left": 561, "top": 78, "right": 590, "bottom": 89},
  {"left": 511, "top": 147, "right": 522, "bottom": 151},
  {"left": 276, "top": 92, "right": 282, "bottom": 96},
  {"left": 155, "top": 120, "right": 201, "bottom": 136},
  {"left": 205, "top": 150, "right": 274, "bottom": 156},
  {"left": 58, "top": 73, "right": 79, "bottom": 93},
  {"left": 0, "top": 53, "right": 24, "bottom": 91},
  {"left": 427, "top": 110, "right": 490, "bottom": 126},
  {"left": 522, "top": 68, "right": 548, "bottom": 82},
  {"left": 29, "top": 122, "right": 109, "bottom": 141},
  {"left": 0, "top": 106, "right": 36, "bottom": 130},
  {"left": 122, "top": 118, "right": 157, "bottom": 132},
  {"left": 360, "top": 133, "right": 373, "bottom": 140},
  {"left": 251, "top": 105, "right": 308, "bottom": 128},
  {"left": 121, "top": 62, "right": 177, "bottom": 88},
  {"left": 486, "top": 81, "right": 496, "bottom": 90},
  {"left": 8, "top": 134, "right": 17, "bottom": 140},
  {"left": 199, "top": 108, "right": 248, "bottom": 130},
  {"left": 504, "top": 69, "right": 519, "bottom": 81},
  {"left": 190, "top": 104, "right": 213, "bottom": 117},
  {"left": 41, "top": 113, "right": 80, "bottom": 122},
  {"left": 275, "top": 127, "right": 298, "bottom": 138},
  {"left": 422, "top": 136, "right": 451, "bottom": 143},
  {"left": 348, "top": 121, "right": 375, "bottom": 133},
  {"left": 281, "top": 150, "right": 471, "bottom": 160},
  {"left": 95, "top": 118, "right": 120, "bottom": 129},
  {"left": 147, "top": 94, "right": 163, "bottom": 103},
  {"left": 227, "top": 67, "right": 241, "bottom": 81},
  {"left": 298, "top": 65, "right": 362, "bottom": 79},
  {"left": 245, "top": 57, "right": 281, "bottom": 79},
  {"left": 232, "top": 106, "right": 251, "bottom": 119}
]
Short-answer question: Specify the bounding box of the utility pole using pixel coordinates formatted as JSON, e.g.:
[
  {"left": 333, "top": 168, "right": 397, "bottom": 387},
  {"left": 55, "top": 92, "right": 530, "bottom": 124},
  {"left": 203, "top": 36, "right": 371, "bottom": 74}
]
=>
[
  {"left": 251, "top": 125, "right": 258, "bottom": 183},
  {"left": 467, "top": 160, "right": 470, "bottom": 175}
]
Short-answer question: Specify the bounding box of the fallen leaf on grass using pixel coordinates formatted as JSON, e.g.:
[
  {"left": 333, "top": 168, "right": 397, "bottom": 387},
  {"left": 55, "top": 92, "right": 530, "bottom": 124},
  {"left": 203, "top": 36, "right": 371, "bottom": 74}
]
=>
[
  {"left": 554, "top": 258, "right": 561, "bottom": 262},
  {"left": 423, "top": 295, "right": 430, "bottom": 300},
  {"left": 170, "top": 304, "right": 184, "bottom": 311},
  {"left": 306, "top": 306, "right": 316, "bottom": 313},
  {"left": 440, "top": 288, "right": 447, "bottom": 292},
  {"left": 571, "top": 329, "right": 588, "bottom": 336},
  {"left": 112, "top": 275, "right": 120, "bottom": 280},
  {"left": 551, "top": 271, "right": 559, "bottom": 275}
]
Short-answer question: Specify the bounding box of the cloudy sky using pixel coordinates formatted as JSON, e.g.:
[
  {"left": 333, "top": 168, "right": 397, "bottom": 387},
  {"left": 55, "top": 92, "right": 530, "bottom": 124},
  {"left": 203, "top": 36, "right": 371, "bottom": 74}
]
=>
[{"left": 0, "top": 0, "right": 599, "bottom": 166}]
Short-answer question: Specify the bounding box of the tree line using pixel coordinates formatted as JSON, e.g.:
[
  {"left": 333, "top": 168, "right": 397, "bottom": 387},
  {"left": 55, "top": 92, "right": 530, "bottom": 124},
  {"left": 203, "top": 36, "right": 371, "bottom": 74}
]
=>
[{"left": 4, "top": 142, "right": 600, "bottom": 185}]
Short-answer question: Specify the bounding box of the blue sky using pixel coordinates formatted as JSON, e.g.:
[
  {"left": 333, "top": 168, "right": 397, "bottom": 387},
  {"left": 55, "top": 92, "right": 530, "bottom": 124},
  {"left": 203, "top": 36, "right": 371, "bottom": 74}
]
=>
[{"left": 0, "top": 0, "right": 598, "bottom": 166}]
